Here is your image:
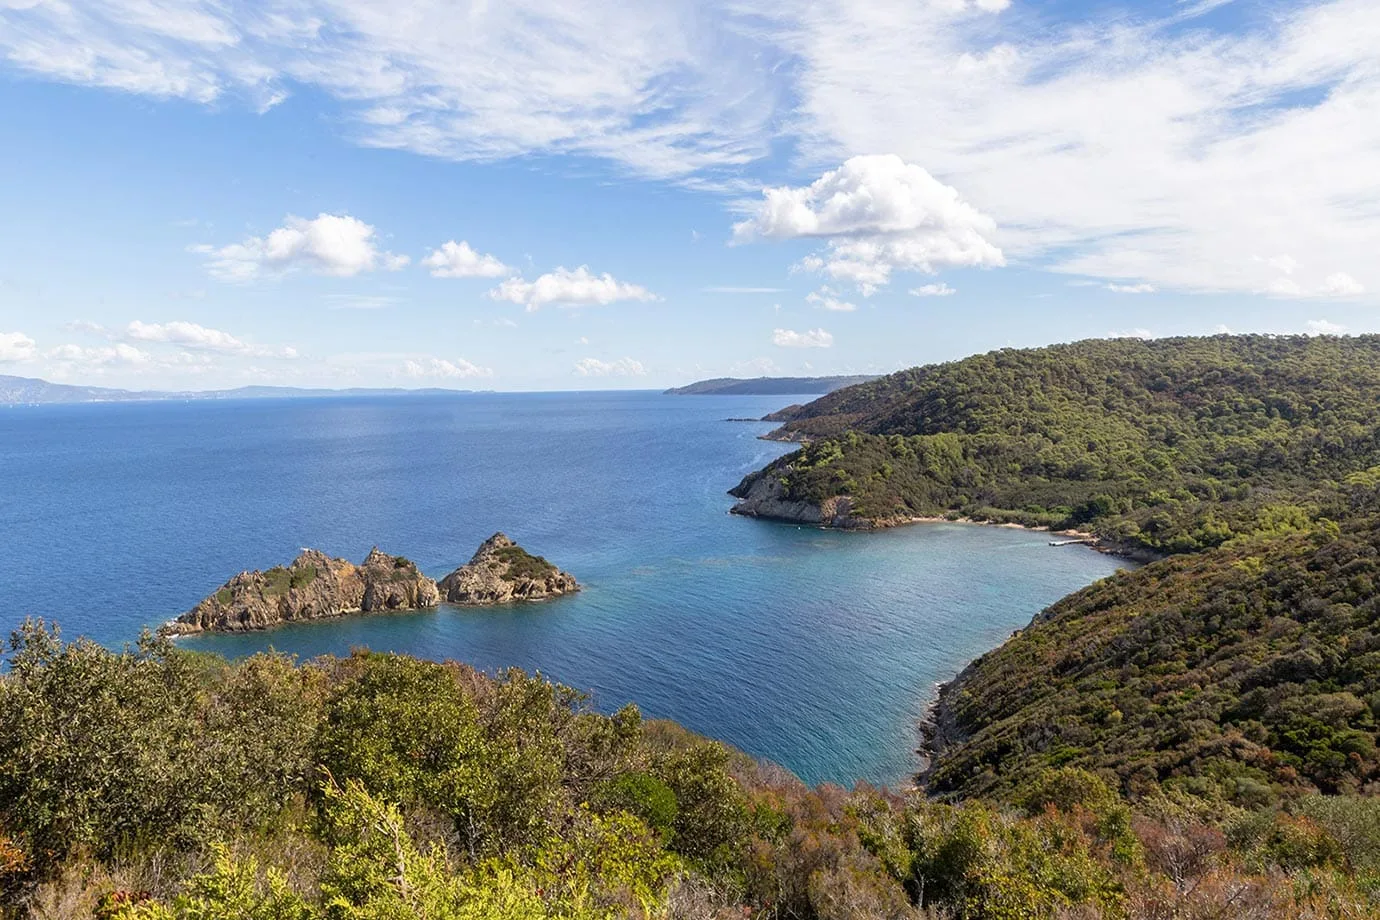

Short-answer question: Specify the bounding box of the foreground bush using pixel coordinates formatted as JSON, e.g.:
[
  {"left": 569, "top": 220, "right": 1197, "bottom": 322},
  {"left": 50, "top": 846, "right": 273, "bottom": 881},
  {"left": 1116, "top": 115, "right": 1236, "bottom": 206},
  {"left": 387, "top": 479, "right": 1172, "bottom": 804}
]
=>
[{"left": 2, "top": 621, "right": 1377, "bottom": 919}]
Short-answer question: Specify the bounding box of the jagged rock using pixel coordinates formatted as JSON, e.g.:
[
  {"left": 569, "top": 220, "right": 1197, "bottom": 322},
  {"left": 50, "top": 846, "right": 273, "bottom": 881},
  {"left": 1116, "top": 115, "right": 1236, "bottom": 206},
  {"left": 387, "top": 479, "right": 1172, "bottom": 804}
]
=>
[
  {"left": 727, "top": 469, "right": 875, "bottom": 529},
  {"left": 163, "top": 547, "right": 440, "bottom": 635},
  {"left": 438, "top": 533, "right": 579, "bottom": 606}
]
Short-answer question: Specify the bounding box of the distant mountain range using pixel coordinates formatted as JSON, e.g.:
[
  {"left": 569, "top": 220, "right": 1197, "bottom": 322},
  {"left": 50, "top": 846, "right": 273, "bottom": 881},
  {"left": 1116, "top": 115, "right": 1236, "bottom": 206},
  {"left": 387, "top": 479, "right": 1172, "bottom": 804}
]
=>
[
  {"left": 663, "top": 375, "right": 879, "bottom": 396},
  {"left": 0, "top": 374, "right": 476, "bottom": 406}
]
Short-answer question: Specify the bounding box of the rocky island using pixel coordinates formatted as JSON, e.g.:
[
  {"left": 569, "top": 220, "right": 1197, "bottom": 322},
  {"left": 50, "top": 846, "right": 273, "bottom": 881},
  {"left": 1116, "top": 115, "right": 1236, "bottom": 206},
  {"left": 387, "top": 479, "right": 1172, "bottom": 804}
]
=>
[
  {"left": 162, "top": 548, "right": 442, "bottom": 635},
  {"left": 438, "top": 532, "right": 580, "bottom": 605},
  {"left": 163, "top": 535, "right": 579, "bottom": 635}
]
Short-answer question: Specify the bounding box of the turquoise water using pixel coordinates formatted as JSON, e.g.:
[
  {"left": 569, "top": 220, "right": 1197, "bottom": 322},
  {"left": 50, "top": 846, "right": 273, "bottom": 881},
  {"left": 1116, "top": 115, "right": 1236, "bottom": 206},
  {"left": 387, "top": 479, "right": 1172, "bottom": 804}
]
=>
[{"left": 0, "top": 392, "right": 1124, "bottom": 785}]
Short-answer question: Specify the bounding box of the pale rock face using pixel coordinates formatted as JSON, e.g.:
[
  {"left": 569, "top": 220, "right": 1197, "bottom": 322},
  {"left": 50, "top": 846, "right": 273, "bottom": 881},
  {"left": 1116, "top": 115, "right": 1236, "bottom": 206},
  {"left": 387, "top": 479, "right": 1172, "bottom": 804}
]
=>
[
  {"left": 438, "top": 533, "right": 580, "bottom": 606},
  {"left": 165, "top": 547, "right": 439, "bottom": 635},
  {"left": 727, "top": 470, "right": 875, "bottom": 529}
]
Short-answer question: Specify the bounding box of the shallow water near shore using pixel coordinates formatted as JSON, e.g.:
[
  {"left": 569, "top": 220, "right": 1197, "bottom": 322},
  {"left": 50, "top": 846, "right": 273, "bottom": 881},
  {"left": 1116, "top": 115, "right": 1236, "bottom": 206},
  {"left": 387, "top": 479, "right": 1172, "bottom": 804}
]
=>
[{"left": 0, "top": 392, "right": 1125, "bottom": 785}]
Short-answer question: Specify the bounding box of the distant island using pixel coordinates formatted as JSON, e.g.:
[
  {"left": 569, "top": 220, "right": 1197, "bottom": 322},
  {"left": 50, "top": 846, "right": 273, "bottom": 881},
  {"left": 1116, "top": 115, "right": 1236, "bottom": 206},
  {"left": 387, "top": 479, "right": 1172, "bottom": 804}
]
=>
[
  {"left": 664, "top": 374, "right": 879, "bottom": 396},
  {"left": 0, "top": 373, "right": 477, "bottom": 406},
  {"left": 163, "top": 534, "right": 578, "bottom": 635}
]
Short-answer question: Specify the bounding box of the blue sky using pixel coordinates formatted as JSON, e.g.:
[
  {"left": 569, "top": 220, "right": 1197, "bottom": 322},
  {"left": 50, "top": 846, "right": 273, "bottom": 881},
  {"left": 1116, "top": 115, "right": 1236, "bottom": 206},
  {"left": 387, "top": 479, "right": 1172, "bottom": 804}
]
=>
[{"left": 0, "top": 0, "right": 1375, "bottom": 390}]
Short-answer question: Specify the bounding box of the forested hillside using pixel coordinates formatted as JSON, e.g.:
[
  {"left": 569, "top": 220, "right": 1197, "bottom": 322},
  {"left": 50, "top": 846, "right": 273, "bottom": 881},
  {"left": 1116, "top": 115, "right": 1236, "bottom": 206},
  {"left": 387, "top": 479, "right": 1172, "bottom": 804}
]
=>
[
  {"left": 3, "top": 621, "right": 1379, "bottom": 919},
  {"left": 736, "top": 335, "right": 1380, "bottom": 553},
  {"left": 726, "top": 333, "right": 1380, "bottom": 912},
  {"left": 926, "top": 516, "right": 1380, "bottom": 807}
]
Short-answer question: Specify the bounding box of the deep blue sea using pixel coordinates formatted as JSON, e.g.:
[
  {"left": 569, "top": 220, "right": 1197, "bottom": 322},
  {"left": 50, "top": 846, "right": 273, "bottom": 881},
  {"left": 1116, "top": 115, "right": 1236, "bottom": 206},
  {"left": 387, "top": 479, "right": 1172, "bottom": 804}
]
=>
[{"left": 0, "top": 392, "right": 1124, "bottom": 786}]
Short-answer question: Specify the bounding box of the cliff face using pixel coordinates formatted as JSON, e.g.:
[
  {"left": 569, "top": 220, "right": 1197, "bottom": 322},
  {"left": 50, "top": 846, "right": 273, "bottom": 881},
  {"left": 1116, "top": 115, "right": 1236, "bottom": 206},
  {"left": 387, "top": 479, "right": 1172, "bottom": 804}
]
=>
[
  {"left": 438, "top": 533, "right": 579, "bottom": 605},
  {"left": 727, "top": 469, "right": 876, "bottom": 529},
  {"left": 166, "top": 548, "right": 440, "bottom": 635}
]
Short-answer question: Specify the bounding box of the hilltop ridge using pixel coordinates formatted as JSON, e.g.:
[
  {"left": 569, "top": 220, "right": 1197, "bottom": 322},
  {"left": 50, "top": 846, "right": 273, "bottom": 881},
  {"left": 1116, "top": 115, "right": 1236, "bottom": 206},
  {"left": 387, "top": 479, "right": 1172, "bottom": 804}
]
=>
[{"left": 664, "top": 374, "right": 878, "bottom": 396}]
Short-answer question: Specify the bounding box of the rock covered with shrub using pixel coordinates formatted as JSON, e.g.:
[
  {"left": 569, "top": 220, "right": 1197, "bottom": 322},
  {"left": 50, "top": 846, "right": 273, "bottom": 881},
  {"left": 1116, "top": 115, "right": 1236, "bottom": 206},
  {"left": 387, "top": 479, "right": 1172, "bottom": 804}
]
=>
[
  {"left": 438, "top": 532, "right": 579, "bottom": 606},
  {"left": 164, "top": 547, "right": 440, "bottom": 635}
]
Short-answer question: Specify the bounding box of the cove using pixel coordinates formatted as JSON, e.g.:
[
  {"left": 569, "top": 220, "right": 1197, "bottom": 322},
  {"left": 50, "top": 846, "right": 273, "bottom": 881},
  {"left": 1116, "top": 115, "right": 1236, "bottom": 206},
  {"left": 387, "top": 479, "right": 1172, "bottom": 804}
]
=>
[{"left": 0, "top": 392, "right": 1125, "bottom": 785}]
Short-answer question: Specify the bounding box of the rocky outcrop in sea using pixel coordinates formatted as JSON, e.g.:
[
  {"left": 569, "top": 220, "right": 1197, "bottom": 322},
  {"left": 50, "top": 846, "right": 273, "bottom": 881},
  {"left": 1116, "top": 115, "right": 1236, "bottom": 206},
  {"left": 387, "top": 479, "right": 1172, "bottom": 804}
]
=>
[
  {"left": 727, "top": 468, "right": 876, "bottom": 529},
  {"left": 164, "top": 547, "right": 441, "bottom": 635},
  {"left": 438, "top": 533, "right": 580, "bottom": 605}
]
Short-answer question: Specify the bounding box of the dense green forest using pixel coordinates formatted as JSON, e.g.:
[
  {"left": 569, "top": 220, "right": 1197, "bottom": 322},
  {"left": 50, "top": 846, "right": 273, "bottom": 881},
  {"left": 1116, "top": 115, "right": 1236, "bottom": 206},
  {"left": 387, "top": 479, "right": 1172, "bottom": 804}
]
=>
[
  {"left": 926, "top": 517, "right": 1380, "bottom": 805},
  {"left": 3, "top": 622, "right": 1379, "bottom": 919},
  {"left": 736, "top": 336, "right": 1380, "bottom": 553}
]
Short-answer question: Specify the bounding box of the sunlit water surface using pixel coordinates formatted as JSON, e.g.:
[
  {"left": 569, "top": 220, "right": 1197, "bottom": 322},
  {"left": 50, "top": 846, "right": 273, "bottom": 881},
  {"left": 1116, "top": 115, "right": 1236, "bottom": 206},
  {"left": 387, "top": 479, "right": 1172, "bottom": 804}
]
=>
[{"left": 0, "top": 392, "right": 1125, "bottom": 785}]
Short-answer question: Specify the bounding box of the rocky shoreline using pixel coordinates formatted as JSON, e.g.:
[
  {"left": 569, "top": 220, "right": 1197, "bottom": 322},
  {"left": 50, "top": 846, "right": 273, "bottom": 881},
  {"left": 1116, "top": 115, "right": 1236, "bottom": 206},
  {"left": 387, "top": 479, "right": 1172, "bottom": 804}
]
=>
[
  {"left": 162, "top": 534, "right": 579, "bottom": 636},
  {"left": 916, "top": 664, "right": 974, "bottom": 789},
  {"left": 728, "top": 470, "right": 1162, "bottom": 563}
]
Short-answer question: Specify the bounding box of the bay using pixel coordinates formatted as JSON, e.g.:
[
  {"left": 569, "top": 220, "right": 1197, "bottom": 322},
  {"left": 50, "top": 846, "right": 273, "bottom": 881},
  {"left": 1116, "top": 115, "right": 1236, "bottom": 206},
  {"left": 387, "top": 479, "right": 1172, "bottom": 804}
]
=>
[{"left": 0, "top": 392, "right": 1125, "bottom": 786}]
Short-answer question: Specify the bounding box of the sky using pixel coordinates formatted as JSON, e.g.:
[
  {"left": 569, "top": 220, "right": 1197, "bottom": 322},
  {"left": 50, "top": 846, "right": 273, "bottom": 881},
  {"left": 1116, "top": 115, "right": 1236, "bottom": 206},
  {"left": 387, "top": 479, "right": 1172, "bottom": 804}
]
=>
[{"left": 0, "top": 0, "right": 1375, "bottom": 391}]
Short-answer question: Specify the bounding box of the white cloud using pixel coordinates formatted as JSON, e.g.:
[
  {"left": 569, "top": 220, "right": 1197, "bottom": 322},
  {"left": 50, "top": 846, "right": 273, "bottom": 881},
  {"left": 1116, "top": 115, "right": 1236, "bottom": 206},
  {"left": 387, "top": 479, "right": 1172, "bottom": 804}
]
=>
[
  {"left": 128, "top": 320, "right": 243, "bottom": 350},
  {"left": 773, "top": 0, "right": 1380, "bottom": 299},
  {"left": 806, "top": 289, "right": 857, "bottom": 311},
  {"left": 1251, "top": 258, "right": 1365, "bottom": 298},
  {"left": 193, "top": 214, "right": 406, "bottom": 281},
  {"left": 1306, "top": 319, "right": 1346, "bottom": 335},
  {"left": 422, "top": 240, "right": 511, "bottom": 278},
  {"left": 735, "top": 155, "right": 1004, "bottom": 295},
  {"left": 1105, "top": 283, "right": 1157, "bottom": 294},
  {"left": 1265, "top": 278, "right": 1305, "bottom": 298},
  {"left": 772, "top": 327, "right": 833, "bottom": 348},
  {"left": 1263, "top": 255, "right": 1298, "bottom": 276},
  {"left": 729, "top": 356, "right": 781, "bottom": 375},
  {"left": 910, "top": 283, "right": 956, "bottom": 297},
  {"left": 324, "top": 294, "right": 403, "bottom": 310},
  {"left": 0, "top": 331, "right": 36, "bottom": 363},
  {"left": 573, "top": 356, "right": 646, "bottom": 376},
  {"left": 1106, "top": 329, "right": 1156, "bottom": 340},
  {"left": 0, "top": 0, "right": 779, "bottom": 183},
  {"left": 124, "top": 319, "right": 295, "bottom": 358},
  {"left": 1320, "top": 273, "right": 1365, "bottom": 297},
  {"left": 1, "top": 0, "right": 1378, "bottom": 299},
  {"left": 702, "top": 286, "right": 784, "bottom": 293},
  {"left": 402, "top": 357, "right": 493, "bottom": 379},
  {"left": 489, "top": 266, "right": 656, "bottom": 310},
  {"left": 46, "top": 342, "right": 153, "bottom": 368}
]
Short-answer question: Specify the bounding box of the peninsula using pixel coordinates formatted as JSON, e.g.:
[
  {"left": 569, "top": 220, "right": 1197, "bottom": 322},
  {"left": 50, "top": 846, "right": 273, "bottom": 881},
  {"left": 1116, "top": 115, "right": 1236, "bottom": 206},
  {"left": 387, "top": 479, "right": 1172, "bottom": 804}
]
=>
[{"left": 730, "top": 335, "right": 1380, "bottom": 557}]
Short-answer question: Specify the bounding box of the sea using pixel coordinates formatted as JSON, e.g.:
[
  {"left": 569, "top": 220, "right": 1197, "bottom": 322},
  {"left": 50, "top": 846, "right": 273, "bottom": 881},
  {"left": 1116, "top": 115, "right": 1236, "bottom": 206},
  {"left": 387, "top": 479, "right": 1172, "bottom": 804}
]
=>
[{"left": 0, "top": 391, "right": 1125, "bottom": 786}]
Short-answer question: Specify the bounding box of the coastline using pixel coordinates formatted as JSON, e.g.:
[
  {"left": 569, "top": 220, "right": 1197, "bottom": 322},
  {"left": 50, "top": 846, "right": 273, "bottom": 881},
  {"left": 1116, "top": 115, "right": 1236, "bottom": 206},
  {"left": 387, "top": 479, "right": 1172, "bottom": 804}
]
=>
[
  {"left": 897, "top": 515, "right": 1165, "bottom": 564},
  {"left": 727, "top": 500, "right": 1161, "bottom": 791},
  {"left": 732, "top": 500, "right": 1166, "bottom": 564}
]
